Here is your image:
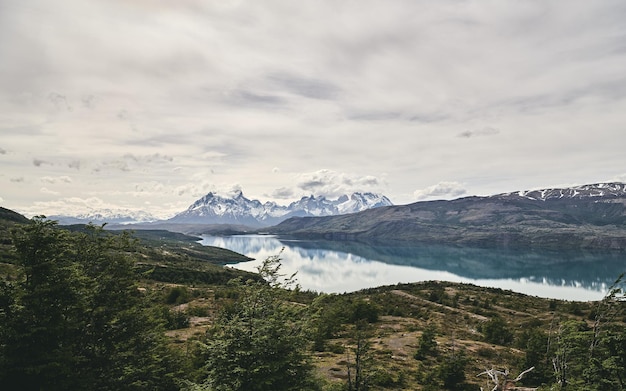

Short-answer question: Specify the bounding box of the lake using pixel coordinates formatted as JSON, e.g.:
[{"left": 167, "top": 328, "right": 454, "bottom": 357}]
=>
[{"left": 199, "top": 234, "right": 626, "bottom": 301}]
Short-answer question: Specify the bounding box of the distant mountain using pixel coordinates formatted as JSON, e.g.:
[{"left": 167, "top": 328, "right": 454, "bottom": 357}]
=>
[
  {"left": 167, "top": 191, "right": 393, "bottom": 227},
  {"left": 268, "top": 182, "right": 626, "bottom": 251},
  {"left": 50, "top": 209, "right": 158, "bottom": 225}
]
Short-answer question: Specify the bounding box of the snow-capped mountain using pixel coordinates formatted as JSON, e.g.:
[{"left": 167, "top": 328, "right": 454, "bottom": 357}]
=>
[
  {"left": 50, "top": 209, "right": 158, "bottom": 225},
  {"left": 497, "top": 182, "right": 626, "bottom": 201},
  {"left": 167, "top": 191, "right": 393, "bottom": 226}
]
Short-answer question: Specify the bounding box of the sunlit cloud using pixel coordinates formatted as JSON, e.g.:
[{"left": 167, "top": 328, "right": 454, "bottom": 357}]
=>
[{"left": 414, "top": 181, "right": 467, "bottom": 201}]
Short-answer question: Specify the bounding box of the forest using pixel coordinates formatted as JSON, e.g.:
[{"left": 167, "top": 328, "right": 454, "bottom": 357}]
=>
[{"left": 0, "top": 213, "right": 625, "bottom": 390}]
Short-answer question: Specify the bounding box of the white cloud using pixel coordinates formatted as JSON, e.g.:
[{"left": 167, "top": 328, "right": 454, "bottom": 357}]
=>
[
  {"left": 40, "top": 187, "right": 60, "bottom": 196},
  {"left": 295, "top": 169, "right": 385, "bottom": 198},
  {"left": 414, "top": 182, "right": 467, "bottom": 201}
]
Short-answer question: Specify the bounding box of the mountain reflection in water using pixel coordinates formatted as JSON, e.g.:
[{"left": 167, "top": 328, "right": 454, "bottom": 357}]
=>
[{"left": 199, "top": 235, "right": 626, "bottom": 301}]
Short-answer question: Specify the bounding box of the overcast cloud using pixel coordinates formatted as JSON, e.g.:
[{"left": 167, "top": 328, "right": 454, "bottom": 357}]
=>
[{"left": 1, "top": 0, "right": 626, "bottom": 218}]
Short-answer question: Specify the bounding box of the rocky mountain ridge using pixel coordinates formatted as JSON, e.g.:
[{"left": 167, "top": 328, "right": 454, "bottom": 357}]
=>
[{"left": 167, "top": 191, "right": 393, "bottom": 227}]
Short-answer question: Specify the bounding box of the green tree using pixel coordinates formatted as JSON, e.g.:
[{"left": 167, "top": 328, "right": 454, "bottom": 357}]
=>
[
  {"left": 196, "top": 253, "right": 319, "bottom": 391},
  {"left": 518, "top": 328, "right": 551, "bottom": 386},
  {"left": 349, "top": 300, "right": 379, "bottom": 324},
  {"left": 72, "top": 224, "right": 180, "bottom": 390},
  {"left": 310, "top": 294, "right": 345, "bottom": 351},
  {"left": 437, "top": 350, "right": 468, "bottom": 390},
  {"left": 0, "top": 218, "right": 86, "bottom": 389},
  {"left": 0, "top": 218, "right": 180, "bottom": 390},
  {"left": 482, "top": 316, "right": 514, "bottom": 346},
  {"left": 550, "top": 319, "right": 591, "bottom": 389},
  {"left": 582, "top": 273, "right": 626, "bottom": 390},
  {"left": 414, "top": 323, "right": 438, "bottom": 360}
]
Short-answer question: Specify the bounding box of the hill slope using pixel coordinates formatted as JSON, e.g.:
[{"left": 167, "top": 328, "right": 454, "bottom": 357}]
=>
[{"left": 269, "top": 182, "right": 626, "bottom": 251}]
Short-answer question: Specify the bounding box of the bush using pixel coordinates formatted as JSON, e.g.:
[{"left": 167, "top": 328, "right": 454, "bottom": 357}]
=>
[
  {"left": 165, "top": 286, "right": 191, "bottom": 305},
  {"left": 349, "top": 300, "right": 379, "bottom": 324},
  {"left": 482, "top": 316, "right": 513, "bottom": 346}
]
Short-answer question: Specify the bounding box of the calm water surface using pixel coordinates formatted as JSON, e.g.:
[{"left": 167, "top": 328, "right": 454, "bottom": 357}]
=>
[{"left": 199, "top": 235, "right": 626, "bottom": 301}]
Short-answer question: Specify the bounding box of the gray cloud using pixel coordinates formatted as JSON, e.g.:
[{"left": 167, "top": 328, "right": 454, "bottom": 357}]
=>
[
  {"left": 81, "top": 94, "right": 96, "bottom": 109},
  {"left": 227, "top": 90, "right": 286, "bottom": 108},
  {"left": 268, "top": 73, "right": 340, "bottom": 100},
  {"left": 10, "top": 177, "right": 24, "bottom": 183},
  {"left": 458, "top": 127, "right": 500, "bottom": 138},
  {"left": 269, "top": 187, "right": 295, "bottom": 199},
  {"left": 0, "top": 147, "right": 6, "bottom": 154},
  {"left": 33, "top": 158, "right": 53, "bottom": 167},
  {"left": 41, "top": 175, "right": 72, "bottom": 184},
  {"left": 123, "top": 153, "right": 174, "bottom": 164},
  {"left": 93, "top": 160, "right": 131, "bottom": 173},
  {"left": 48, "top": 92, "right": 72, "bottom": 111}
]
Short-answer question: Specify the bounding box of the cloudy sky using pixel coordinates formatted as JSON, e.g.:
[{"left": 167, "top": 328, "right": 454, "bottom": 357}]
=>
[{"left": 1, "top": 0, "right": 626, "bottom": 218}]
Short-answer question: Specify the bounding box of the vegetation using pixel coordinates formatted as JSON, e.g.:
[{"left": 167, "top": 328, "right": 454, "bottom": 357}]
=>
[
  {"left": 0, "top": 218, "right": 182, "bottom": 390},
  {"left": 0, "top": 211, "right": 624, "bottom": 390}
]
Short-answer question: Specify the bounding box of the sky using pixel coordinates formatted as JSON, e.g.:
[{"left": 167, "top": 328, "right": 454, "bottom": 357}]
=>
[{"left": 1, "top": 0, "right": 626, "bottom": 219}]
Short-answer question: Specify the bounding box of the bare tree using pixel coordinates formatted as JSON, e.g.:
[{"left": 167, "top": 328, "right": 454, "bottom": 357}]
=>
[{"left": 478, "top": 367, "right": 536, "bottom": 391}]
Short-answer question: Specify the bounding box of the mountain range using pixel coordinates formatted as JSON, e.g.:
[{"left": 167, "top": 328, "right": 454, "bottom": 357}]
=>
[
  {"left": 166, "top": 191, "right": 393, "bottom": 227},
  {"left": 268, "top": 182, "right": 626, "bottom": 251},
  {"left": 49, "top": 209, "right": 158, "bottom": 225},
  {"left": 50, "top": 191, "right": 393, "bottom": 227}
]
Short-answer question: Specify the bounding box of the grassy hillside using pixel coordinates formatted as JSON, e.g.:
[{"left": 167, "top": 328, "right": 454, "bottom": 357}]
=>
[{"left": 163, "top": 276, "right": 625, "bottom": 390}]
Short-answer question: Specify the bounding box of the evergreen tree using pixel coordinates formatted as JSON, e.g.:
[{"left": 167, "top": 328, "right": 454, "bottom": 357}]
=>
[
  {"left": 414, "top": 323, "right": 438, "bottom": 360},
  {"left": 0, "top": 218, "right": 180, "bottom": 390},
  {"left": 196, "top": 253, "right": 320, "bottom": 391},
  {"left": 0, "top": 218, "right": 86, "bottom": 389}
]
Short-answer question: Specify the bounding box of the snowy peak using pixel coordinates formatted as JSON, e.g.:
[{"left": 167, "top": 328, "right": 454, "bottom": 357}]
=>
[
  {"left": 338, "top": 192, "right": 393, "bottom": 214},
  {"left": 172, "top": 191, "right": 267, "bottom": 225},
  {"left": 169, "top": 191, "right": 393, "bottom": 226},
  {"left": 498, "top": 182, "right": 626, "bottom": 201}
]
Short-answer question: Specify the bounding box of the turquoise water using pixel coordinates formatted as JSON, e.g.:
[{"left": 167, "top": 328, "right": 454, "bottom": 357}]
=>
[{"left": 200, "top": 235, "right": 626, "bottom": 301}]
